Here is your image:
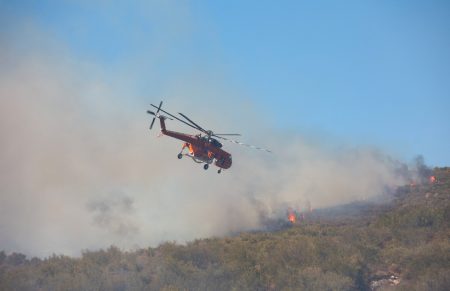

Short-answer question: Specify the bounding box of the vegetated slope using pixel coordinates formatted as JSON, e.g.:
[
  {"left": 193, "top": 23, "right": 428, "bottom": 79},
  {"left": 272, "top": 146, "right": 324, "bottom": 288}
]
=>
[{"left": 1, "top": 168, "right": 449, "bottom": 291}]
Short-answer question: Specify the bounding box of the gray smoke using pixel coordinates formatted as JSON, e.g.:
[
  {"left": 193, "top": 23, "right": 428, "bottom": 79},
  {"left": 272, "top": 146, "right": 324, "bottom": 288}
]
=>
[
  {"left": 0, "top": 21, "right": 424, "bottom": 258},
  {"left": 87, "top": 192, "right": 139, "bottom": 236}
]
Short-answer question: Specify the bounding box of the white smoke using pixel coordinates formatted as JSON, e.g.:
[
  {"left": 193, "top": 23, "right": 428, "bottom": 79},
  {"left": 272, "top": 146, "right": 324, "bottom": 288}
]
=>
[
  {"left": 0, "top": 14, "right": 417, "bottom": 258},
  {"left": 0, "top": 53, "right": 415, "bottom": 257}
]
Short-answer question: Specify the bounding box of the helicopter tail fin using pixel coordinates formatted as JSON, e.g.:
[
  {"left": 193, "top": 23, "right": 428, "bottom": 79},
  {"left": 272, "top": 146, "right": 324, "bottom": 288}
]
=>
[{"left": 159, "top": 116, "right": 167, "bottom": 132}]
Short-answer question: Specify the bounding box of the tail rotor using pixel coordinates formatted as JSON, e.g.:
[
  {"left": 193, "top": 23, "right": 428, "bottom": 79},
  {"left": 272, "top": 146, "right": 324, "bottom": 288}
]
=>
[{"left": 147, "top": 101, "right": 163, "bottom": 130}]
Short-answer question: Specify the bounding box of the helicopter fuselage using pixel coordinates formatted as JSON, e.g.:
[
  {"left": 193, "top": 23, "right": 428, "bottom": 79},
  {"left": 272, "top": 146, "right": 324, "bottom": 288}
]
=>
[{"left": 159, "top": 118, "right": 232, "bottom": 169}]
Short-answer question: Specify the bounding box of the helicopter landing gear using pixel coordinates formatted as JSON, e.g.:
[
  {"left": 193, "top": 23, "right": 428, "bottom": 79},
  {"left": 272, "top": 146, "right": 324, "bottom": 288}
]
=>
[
  {"left": 217, "top": 168, "right": 222, "bottom": 174},
  {"left": 177, "top": 153, "right": 183, "bottom": 159},
  {"left": 203, "top": 164, "right": 209, "bottom": 170}
]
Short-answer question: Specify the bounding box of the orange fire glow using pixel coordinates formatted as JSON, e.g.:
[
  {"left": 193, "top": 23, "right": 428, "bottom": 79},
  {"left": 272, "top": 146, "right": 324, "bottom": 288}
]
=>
[
  {"left": 288, "top": 212, "right": 296, "bottom": 224},
  {"left": 429, "top": 176, "right": 436, "bottom": 183}
]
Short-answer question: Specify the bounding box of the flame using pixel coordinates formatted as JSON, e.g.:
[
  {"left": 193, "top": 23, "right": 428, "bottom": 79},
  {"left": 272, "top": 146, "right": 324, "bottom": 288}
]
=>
[
  {"left": 429, "top": 176, "right": 436, "bottom": 183},
  {"left": 288, "top": 211, "right": 296, "bottom": 224}
]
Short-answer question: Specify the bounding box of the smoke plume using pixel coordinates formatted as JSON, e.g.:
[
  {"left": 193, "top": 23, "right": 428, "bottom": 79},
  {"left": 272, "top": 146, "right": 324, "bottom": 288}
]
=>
[
  {"left": 0, "top": 25, "right": 425, "bottom": 258},
  {"left": 87, "top": 192, "right": 139, "bottom": 236}
]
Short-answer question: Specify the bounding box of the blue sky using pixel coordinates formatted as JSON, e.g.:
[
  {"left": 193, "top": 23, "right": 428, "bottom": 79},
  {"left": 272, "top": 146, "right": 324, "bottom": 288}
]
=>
[{"left": 2, "top": 0, "right": 449, "bottom": 165}]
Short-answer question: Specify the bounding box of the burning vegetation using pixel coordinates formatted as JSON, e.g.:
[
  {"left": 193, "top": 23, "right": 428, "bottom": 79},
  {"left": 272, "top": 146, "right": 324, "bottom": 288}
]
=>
[
  {"left": 286, "top": 207, "right": 310, "bottom": 225},
  {"left": 287, "top": 208, "right": 296, "bottom": 224},
  {"left": 0, "top": 167, "right": 448, "bottom": 290}
]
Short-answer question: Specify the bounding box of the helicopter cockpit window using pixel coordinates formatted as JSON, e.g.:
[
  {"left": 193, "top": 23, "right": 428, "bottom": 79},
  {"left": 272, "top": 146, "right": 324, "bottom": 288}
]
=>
[{"left": 210, "top": 138, "right": 223, "bottom": 148}]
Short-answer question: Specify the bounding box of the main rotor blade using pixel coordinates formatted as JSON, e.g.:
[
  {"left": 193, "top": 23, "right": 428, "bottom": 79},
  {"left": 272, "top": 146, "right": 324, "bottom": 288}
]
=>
[
  {"left": 150, "top": 104, "right": 202, "bottom": 132},
  {"left": 213, "top": 133, "right": 241, "bottom": 136},
  {"left": 216, "top": 136, "right": 272, "bottom": 153},
  {"left": 178, "top": 112, "right": 208, "bottom": 133}
]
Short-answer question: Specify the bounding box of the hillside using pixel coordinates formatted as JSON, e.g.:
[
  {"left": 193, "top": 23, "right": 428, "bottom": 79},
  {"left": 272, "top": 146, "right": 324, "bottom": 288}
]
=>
[{"left": 1, "top": 168, "right": 449, "bottom": 290}]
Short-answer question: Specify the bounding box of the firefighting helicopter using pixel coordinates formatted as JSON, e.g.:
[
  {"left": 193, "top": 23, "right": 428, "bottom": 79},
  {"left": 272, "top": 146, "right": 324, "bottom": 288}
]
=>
[{"left": 147, "top": 101, "right": 271, "bottom": 173}]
